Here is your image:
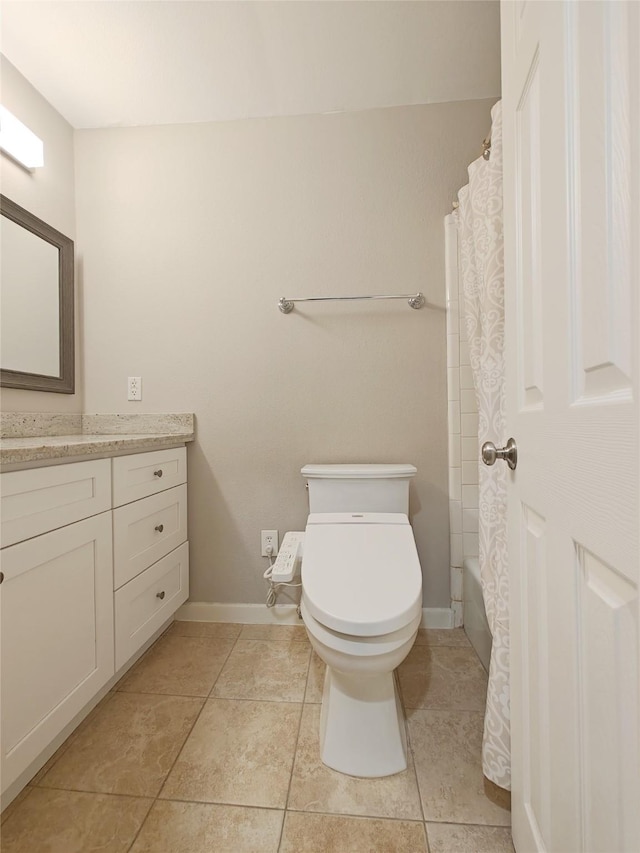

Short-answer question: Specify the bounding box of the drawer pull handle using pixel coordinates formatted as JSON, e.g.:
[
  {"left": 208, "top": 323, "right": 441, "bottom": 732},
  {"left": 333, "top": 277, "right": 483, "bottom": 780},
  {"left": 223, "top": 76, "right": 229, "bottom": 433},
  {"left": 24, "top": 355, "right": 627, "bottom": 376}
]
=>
[
  {"left": 0, "top": 572, "right": 4, "bottom": 584},
  {"left": 154, "top": 469, "right": 163, "bottom": 478},
  {"left": 156, "top": 590, "right": 166, "bottom": 600},
  {"left": 155, "top": 524, "right": 164, "bottom": 533}
]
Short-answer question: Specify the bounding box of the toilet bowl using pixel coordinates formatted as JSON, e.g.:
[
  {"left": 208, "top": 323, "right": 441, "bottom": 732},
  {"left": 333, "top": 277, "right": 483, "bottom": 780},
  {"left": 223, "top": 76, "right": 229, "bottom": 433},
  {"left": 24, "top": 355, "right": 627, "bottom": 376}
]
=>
[{"left": 300, "top": 508, "right": 422, "bottom": 777}]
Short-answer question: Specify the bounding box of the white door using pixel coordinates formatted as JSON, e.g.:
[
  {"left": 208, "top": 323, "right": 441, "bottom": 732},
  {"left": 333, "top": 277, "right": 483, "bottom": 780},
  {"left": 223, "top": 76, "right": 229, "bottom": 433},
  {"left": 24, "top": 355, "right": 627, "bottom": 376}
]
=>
[{"left": 501, "top": 2, "right": 639, "bottom": 851}]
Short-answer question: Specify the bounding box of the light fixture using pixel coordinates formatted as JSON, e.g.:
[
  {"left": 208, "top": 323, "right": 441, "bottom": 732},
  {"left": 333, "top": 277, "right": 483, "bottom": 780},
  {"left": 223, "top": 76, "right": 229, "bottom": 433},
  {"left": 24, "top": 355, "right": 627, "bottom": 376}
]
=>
[{"left": 0, "top": 106, "right": 44, "bottom": 169}]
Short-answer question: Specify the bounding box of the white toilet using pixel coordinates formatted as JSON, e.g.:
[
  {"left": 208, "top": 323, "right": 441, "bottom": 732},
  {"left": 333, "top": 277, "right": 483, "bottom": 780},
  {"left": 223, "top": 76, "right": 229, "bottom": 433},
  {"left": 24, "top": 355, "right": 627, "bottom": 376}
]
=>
[{"left": 300, "top": 463, "right": 423, "bottom": 778}]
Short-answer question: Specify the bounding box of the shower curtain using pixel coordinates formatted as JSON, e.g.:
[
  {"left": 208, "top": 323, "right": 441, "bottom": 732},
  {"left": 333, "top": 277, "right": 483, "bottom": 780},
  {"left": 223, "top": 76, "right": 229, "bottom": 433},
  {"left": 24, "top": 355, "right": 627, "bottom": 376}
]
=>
[{"left": 454, "top": 100, "right": 510, "bottom": 790}]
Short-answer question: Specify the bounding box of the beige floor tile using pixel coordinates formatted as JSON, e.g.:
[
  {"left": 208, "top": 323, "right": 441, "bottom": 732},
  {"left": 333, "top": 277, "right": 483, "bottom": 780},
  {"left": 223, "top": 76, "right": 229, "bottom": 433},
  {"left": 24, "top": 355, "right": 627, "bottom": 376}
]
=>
[
  {"left": 1, "top": 787, "right": 33, "bottom": 826},
  {"left": 304, "top": 651, "right": 326, "bottom": 703},
  {"left": 130, "top": 800, "right": 283, "bottom": 852},
  {"left": 0, "top": 787, "right": 152, "bottom": 853},
  {"left": 160, "top": 697, "right": 302, "bottom": 808},
  {"left": 288, "top": 704, "right": 423, "bottom": 820},
  {"left": 414, "top": 628, "right": 471, "bottom": 647},
  {"left": 38, "top": 693, "right": 203, "bottom": 797},
  {"left": 398, "top": 646, "right": 488, "bottom": 711},
  {"left": 30, "top": 691, "right": 118, "bottom": 785},
  {"left": 119, "top": 634, "right": 235, "bottom": 696},
  {"left": 408, "top": 709, "right": 511, "bottom": 825},
  {"left": 280, "top": 811, "right": 428, "bottom": 853},
  {"left": 212, "top": 639, "right": 310, "bottom": 702},
  {"left": 169, "top": 620, "right": 243, "bottom": 640},
  {"left": 426, "top": 822, "right": 514, "bottom": 853},
  {"left": 239, "top": 623, "right": 308, "bottom": 642}
]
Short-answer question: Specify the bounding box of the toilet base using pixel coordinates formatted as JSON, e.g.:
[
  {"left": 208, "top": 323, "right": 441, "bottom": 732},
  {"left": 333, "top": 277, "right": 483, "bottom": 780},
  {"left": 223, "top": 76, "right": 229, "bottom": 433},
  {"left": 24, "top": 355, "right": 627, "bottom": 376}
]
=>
[{"left": 319, "top": 667, "right": 407, "bottom": 777}]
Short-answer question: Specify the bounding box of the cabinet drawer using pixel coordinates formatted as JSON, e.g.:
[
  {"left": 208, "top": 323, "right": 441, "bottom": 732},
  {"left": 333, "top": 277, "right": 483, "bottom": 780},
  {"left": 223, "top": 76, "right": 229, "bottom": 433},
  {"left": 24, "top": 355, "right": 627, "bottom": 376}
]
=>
[
  {"left": 112, "top": 447, "right": 186, "bottom": 507},
  {"left": 113, "top": 484, "right": 187, "bottom": 589},
  {"left": 115, "top": 542, "right": 189, "bottom": 669},
  {"left": 1, "top": 459, "right": 112, "bottom": 548},
  {"left": 1, "top": 512, "right": 114, "bottom": 792}
]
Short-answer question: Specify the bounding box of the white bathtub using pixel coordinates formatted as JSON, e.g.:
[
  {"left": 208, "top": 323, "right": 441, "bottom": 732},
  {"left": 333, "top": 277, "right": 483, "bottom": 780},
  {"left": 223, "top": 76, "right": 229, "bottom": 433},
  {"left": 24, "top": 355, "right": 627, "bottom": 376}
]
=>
[{"left": 463, "top": 557, "right": 492, "bottom": 672}]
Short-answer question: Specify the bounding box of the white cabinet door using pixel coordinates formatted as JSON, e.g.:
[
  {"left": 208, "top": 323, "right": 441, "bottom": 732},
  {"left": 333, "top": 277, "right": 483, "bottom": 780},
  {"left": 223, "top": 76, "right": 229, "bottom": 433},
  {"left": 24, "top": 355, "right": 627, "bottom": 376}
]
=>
[
  {"left": 502, "top": 1, "right": 639, "bottom": 850},
  {"left": 0, "top": 512, "right": 114, "bottom": 792}
]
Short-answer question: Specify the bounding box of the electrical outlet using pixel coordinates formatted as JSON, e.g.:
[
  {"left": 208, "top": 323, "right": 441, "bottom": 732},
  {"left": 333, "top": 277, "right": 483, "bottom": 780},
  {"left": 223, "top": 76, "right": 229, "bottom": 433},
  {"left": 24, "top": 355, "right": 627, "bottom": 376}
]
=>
[
  {"left": 261, "top": 529, "right": 278, "bottom": 557},
  {"left": 127, "top": 376, "right": 142, "bottom": 401}
]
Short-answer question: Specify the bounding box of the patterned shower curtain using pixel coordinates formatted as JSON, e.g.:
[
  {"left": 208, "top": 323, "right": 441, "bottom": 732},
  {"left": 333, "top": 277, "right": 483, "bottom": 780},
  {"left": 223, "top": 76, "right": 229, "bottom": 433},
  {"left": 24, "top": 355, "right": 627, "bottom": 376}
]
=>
[{"left": 454, "top": 100, "right": 511, "bottom": 790}]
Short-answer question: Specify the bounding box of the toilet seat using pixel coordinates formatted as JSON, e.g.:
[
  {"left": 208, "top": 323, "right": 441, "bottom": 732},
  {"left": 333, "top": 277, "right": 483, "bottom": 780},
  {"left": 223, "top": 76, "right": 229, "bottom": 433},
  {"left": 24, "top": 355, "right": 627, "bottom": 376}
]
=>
[
  {"left": 301, "top": 598, "right": 421, "bottom": 657},
  {"left": 302, "top": 512, "right": 422, "bottom": 637}
]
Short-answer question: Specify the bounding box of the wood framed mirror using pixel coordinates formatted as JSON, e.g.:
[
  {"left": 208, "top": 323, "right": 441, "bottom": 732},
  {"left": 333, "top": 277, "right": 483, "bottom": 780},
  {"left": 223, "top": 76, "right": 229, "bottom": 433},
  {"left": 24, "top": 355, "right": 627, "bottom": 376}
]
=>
[{"left": 1, "top": 195, "right": 74, "bottom": 393}]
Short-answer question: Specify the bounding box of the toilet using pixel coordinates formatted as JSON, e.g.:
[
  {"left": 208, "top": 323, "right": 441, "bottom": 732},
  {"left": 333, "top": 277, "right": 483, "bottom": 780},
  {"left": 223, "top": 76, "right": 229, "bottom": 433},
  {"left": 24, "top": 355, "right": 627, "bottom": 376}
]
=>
[{"left": 300, "top": 463, "right": 422, "bottom": 778}]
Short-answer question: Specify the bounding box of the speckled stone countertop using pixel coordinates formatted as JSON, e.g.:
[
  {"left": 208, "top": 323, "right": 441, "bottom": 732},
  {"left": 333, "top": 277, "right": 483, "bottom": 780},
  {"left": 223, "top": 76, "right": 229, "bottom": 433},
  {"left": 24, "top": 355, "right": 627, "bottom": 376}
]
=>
[{"left": 0, "top": 413, "right": 194, "bottom": 468}]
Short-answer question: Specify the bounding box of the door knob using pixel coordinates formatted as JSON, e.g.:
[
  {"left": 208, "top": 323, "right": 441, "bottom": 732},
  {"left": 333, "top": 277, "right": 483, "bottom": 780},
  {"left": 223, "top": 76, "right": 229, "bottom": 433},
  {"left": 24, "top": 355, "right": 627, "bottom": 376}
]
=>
[{"left": 481, "top": 438, "right": 518, "bottom": 470}]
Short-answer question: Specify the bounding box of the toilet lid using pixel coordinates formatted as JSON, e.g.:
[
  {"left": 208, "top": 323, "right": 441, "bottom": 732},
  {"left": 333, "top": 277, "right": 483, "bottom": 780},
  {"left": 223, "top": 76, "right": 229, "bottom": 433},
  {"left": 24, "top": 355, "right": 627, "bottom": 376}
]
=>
[{"left": 302, "top": 514, "right": 423, "bottom": 637}]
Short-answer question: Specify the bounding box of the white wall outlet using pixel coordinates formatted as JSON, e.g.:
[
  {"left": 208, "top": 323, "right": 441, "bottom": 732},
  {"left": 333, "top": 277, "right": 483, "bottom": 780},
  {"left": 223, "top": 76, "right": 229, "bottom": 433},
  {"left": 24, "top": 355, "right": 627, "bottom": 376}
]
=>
[
  {"left": 127, "top": 376, "right": 142, "bottom": 401},
  {"left": 261, "top": 529, "right": 278, "bottom": 557}
]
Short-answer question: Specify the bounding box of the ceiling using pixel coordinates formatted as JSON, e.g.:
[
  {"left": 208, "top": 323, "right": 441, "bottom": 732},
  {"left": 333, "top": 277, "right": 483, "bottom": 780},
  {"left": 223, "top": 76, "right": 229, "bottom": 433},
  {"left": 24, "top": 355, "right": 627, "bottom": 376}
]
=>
[{"left": 0, "top": 1, "right": 501, "bottom": 129}]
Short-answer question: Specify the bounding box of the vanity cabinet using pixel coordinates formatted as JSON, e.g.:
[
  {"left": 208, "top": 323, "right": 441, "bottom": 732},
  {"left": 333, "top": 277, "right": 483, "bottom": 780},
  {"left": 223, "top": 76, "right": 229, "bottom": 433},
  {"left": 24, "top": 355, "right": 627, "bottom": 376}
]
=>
[{"left": 0, "top": 446, "right": 189, "bottom": 796}]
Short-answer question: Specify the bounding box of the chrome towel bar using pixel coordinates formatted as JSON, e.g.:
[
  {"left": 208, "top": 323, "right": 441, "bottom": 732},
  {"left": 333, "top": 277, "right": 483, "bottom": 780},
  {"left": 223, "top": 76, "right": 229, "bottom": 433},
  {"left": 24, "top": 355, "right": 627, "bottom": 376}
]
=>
[{"left": 278, "top": 293, "right": 425, "bottom": 314}]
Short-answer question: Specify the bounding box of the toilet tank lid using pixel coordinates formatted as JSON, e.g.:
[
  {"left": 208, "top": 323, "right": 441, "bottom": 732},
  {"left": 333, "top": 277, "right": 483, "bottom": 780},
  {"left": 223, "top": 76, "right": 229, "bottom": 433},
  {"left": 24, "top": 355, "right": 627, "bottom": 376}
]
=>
[{"left": 301, "top": 464, "right": 417, "bottom": 479}]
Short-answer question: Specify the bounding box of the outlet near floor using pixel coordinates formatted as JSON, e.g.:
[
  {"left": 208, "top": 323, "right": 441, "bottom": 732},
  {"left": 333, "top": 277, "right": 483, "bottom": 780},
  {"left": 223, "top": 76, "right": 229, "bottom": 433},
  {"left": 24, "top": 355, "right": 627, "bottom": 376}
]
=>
[{"left": 261, "top": 529, "right": 278, "bottom": 557}]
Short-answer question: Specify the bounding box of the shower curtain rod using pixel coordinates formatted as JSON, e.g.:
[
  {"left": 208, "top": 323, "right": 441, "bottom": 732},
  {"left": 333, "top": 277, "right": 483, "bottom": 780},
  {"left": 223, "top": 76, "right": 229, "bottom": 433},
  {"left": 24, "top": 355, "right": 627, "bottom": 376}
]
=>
[
  {"left": 278, "top": 293, "right": 425, "bottom": 313},
  {"left": 451, "top": 134, "right": 493, "bottom": 210}
]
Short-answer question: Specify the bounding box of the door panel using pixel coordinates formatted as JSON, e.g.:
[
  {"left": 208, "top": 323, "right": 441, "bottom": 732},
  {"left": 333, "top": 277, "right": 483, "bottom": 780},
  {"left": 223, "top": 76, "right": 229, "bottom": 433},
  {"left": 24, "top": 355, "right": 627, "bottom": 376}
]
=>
[
  {"left": 520, "top": 505, "right": 550, "bottom": 845},
  {"left": 516, "top": 51, "right": 544, "bottom": 411},
  {"left": 567, "top": 1, "right": 634, "bottom": 403},
  {"left": 575, "top": 545, "right": 638, "bottom": 852}
]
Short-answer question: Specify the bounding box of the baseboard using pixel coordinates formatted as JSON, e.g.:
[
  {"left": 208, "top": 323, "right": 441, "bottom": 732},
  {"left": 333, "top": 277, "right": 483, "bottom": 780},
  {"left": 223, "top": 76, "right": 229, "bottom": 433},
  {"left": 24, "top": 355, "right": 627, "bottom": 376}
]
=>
[
  {"left": 419, "top": 607, "right": 455, "bottom": 629},
  {"left": 175, "top": 602, "right": 301, "bottom": 624},
  {"left": 175, "top": 601, "right": 455, "bottom": 629}
]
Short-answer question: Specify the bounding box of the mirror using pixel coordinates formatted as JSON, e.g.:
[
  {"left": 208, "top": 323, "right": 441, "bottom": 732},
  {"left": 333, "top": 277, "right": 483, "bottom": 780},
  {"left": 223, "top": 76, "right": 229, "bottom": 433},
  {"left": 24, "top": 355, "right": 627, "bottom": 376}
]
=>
[{"left": 1, "top": 195, "right": 74, "bottom": 393}]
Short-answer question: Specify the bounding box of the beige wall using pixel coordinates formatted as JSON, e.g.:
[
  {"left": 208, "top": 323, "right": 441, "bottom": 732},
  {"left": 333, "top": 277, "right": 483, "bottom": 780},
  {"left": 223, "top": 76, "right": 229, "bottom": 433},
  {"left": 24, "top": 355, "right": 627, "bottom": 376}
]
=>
[
  {"left": 0, "top": 56, "right": 80, "bottom": 412},
  {"left": 76, "top": 99, "right": 494, "bottom": 607}
]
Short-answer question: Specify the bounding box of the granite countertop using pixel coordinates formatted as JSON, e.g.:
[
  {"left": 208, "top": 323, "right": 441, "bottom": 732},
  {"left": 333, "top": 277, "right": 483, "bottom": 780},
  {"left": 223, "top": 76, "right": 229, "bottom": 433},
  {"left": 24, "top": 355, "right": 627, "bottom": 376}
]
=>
[{"left": 0, "top": 413, "right": 194, "bottom": 468}]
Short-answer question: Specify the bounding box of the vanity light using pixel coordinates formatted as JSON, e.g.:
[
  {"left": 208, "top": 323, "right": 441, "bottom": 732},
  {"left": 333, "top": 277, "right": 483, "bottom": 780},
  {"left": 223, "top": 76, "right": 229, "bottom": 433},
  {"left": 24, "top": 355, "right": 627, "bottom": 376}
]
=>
[{"left": 0, "top": 106, "right": 44, "bottom": 169}]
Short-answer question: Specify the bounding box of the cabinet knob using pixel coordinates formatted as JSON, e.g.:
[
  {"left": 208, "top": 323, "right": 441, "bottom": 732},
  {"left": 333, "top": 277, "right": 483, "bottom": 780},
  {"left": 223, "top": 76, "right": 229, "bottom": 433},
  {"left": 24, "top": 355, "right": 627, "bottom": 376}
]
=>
[
  {"left": 153, "top": 469, "right": 163, "bottom": 478},
  {"left": 156, "top": 590, "right": 166, "bottom": 600},
  {"left": 154, "top": 524, "right": 164, "bottom": 533},
  {"left": 0, "top": 572, "right": 4, "bottom": 584}
]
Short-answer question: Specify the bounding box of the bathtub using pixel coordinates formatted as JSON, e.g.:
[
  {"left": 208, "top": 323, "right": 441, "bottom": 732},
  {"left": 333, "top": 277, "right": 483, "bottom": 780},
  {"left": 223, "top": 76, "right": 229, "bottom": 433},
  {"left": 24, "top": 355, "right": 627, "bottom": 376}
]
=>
[{"left": 463, "top": 557, "right": 492, "bottom": 672}]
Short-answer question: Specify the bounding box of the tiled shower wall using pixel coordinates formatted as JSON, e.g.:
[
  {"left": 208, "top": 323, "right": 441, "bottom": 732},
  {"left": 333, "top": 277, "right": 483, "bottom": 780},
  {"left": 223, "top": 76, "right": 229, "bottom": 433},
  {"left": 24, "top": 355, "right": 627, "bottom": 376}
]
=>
[{"left": 444, "top": 215, "right": 479, "bottom": 627}]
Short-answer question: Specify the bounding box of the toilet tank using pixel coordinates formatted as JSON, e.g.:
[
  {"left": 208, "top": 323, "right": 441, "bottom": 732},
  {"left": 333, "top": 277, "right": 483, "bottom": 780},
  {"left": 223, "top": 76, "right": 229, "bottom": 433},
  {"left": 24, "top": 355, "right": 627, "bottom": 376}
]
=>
[{"left": 302, "top": 464, "right": 417, "bottom": 514}]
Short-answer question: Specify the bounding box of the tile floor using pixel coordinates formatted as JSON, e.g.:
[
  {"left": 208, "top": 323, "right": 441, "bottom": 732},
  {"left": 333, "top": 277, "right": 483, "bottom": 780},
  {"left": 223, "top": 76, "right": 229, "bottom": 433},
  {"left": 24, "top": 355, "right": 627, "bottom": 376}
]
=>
[{"left": 1, "top": 622, "right": 514, "bottom": 852}]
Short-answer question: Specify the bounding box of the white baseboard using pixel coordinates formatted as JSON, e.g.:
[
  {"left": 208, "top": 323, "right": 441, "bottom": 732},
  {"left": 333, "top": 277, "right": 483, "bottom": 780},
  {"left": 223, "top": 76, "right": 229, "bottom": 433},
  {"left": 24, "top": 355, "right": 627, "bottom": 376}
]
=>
[
  {"left": 175, "top": 601, "right": 454, "bottom": 629},
  {"left": 176, "top": 602, "right": 301, "bottom": 624},
  {"left": 420, "top": 607, "right": 455, "bottom": 629}
]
